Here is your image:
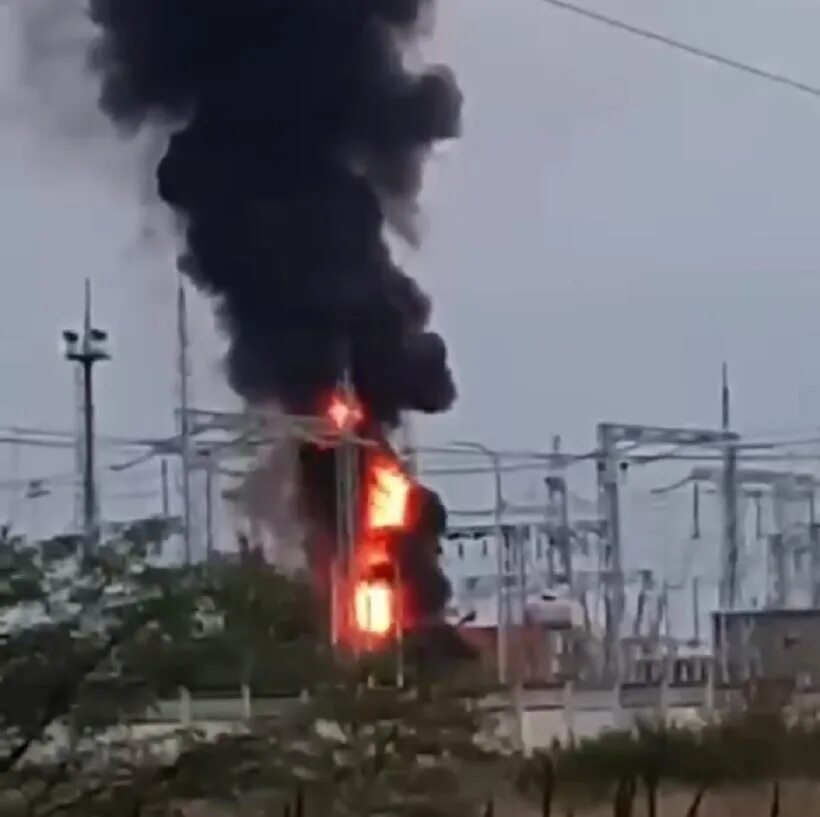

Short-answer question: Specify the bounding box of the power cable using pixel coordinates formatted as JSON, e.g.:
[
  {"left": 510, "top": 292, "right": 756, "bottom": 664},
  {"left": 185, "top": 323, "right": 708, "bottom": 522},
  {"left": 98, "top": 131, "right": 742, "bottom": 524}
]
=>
[
  {"left": 633, "top": 452, "right": 820, "bottom": 463},
  {"left": 0, "top": 426, "right": 172, "bottom": 448},
  {"left": 539, "top": 0, "right": 820, "bottom": 100},
  {"left": 651, "top": 475, "right": 694, "bottom": 496}
]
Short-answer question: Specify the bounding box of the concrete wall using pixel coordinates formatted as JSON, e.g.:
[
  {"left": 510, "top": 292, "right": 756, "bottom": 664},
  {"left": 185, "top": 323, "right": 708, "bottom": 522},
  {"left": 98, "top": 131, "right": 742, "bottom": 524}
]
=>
[{"left": 31, "top": 680, "right": 820, "bottom": 763}]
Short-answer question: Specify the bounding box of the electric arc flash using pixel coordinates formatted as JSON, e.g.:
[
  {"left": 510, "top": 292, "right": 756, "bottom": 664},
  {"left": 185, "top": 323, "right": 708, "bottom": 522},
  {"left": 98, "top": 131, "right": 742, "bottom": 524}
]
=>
[
  {"left": 354, "top": 579, "right": 393, "bottom": 635},
  {"left": 366, "top": 456, "right": 411, "bottom": 531},
  {"left": 325, "top": 392, "right": 364, "bottom": 432}
]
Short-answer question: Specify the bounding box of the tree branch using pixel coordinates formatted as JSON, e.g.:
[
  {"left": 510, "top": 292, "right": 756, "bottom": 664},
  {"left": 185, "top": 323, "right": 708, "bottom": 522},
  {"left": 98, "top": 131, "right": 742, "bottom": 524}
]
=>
[{"left": 0, "top": 619, "right": 142, "bottom": 773}]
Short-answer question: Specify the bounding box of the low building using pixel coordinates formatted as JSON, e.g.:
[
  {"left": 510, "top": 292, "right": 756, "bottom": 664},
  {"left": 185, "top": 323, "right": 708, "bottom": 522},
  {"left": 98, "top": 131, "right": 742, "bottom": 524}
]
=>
[
  {"left": 713, "top": 607, "right": 820, "bottom": 687},
  {"left": 459, "top": 623, "right": 555, "bottom": 683},
  {"left": 452, "top": 598, "right": 590, "bottom": 684},
  {"left": 440, "top": 522, "right": 599, "bottom": 683}
]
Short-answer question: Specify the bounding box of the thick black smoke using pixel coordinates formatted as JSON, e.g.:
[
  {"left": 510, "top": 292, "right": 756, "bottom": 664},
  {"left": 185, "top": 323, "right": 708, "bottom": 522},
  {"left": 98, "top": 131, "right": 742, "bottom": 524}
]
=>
[
  {"left": 88, "top": 0, "right": 461, "bottom": 422},
  {"left": 87, "top": 0, "right": 464, "bottom": 642}
]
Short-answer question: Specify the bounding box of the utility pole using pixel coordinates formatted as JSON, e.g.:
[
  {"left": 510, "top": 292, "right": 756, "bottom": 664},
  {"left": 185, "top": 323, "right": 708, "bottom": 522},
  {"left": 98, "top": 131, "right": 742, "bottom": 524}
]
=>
[
  {"left": 490, "top": 451, "right": 507, "bottom": 684},
  {"left": 62, "top": 279, "right": 109, "bottom": 555},
  {"left": 597, "top": 423, "right": 624, "bottom": 685},
  {"left": 718, "top": 363, "right": 738, "bottom": 686},
  {"left": 632, "top": 569, "right": 652, "bottom": 639},
  {"left": 160, "top": 458, "right": 170, "bottom": 520},
  {"left": 517, "top": 522, "right": 528, "bottom": 641},
  {"left": 396, "top": 413, "right": 416, "bottom": 689},
  {"left": 177, "top": 280, "right": 193, "bottom": 565},
  {"left": 545, "top": 435, "right": 572, "bottom": 590},
  {"left": 453, "top": 441, "right": 507, "bottom": 684},
  {"left": 692, "top": 575, "right": 701, "bottom": 644},
  {"left": 810, "top": 488, "right": 820, "bottom": 607},
  {"left": 691, "top": 481, "right": 701, "bottom": 540},
  {"left": 154, "top": 457, "right": 171, "bottom": 557},
  {"left": 720, "top": 363, "right": 740, "bottom": 610},
  {"left": 769, "top": 477, "right": 789, "bottom": 607},
  {"left": 204, "top": 451, "right": 214, "bottom": 562},
  {"left": 332, "top": 350, "right": 359, "bottom": 648},
  {"left": 72, "top": 365, "right": 85, "bottom": 530}
]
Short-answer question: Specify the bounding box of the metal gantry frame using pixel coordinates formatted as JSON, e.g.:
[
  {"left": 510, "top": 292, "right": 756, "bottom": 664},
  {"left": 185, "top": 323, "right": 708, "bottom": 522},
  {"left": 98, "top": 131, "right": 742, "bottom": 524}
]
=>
[
  {"left": 109, "top": 401, "right": 376, "bottom": 569},
  {"left": 688, "top": 466, "right": 819, "bottom": 609},
  {"left": 596, "top": 422, "right": 739, "bottom": 683},
  {"left": 58, "top": 385, "right": 820, "bottom": 688},
  {"left": 450, "top": 441, "right": 509, "bottom": 684}
]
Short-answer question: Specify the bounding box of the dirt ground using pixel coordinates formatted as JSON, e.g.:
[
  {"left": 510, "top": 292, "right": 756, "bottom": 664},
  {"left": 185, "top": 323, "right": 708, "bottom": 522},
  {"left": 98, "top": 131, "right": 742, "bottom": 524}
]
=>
[
  {"left": 500, "top": 782, "right": 820, "bottom": 817},
  {"left": 176, "top": 782, "right": 820, "bottom": 817}
]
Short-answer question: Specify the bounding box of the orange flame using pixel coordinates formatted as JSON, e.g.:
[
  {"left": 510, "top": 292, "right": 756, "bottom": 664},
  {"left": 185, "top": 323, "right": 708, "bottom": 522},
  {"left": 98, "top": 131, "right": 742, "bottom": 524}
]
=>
[
  {"left": 366, "top": 456, "right": 411, "bottom": 531},
  {"left": 354, "top": 580, "right": 393, "bottom": 635},
  {"left": 325, "top": 392, "right": 363, "bottom": 432}
]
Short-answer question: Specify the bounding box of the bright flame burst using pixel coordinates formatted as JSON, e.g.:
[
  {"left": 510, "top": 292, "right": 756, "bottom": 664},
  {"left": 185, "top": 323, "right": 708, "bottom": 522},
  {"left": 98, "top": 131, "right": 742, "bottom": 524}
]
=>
[
  {"left": 325, "top": 392, "right": 363, "bottom": 432},
  {"left": 366, "top": 456, "right": 411, "bottom": 531},
  {"left": 352, "top": 455, "right": 410, "bottom": 637},
  {"left": 354, "top": 580, "right": 393, "bottom": 635}
]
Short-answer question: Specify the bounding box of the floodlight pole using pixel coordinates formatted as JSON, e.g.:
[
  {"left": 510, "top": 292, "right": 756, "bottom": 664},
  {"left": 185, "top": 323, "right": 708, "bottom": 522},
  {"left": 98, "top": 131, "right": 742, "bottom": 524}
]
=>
[{"left": 62, "top": 280, "right": 109, "bottom": 555}]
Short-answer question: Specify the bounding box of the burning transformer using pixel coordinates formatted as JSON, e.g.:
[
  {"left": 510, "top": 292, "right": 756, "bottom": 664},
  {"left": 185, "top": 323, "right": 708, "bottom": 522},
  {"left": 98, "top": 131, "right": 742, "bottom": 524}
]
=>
[
  {"left": 84, "top": 0, "right": 465, "bottom": 663},
  {"left": 300, "top": 390, "right": 460, "bottom": 662}
]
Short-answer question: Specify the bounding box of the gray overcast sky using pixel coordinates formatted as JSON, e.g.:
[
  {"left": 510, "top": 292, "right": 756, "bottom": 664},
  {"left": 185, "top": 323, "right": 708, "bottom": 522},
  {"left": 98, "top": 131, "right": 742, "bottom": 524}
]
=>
[{"left": 2, "top": 0, "right": 820, "bottom": 549}]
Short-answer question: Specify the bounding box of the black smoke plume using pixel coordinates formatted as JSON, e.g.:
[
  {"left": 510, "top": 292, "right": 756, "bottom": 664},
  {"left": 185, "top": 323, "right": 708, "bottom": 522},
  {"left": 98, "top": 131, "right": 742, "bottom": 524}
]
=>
[
  {"left": 87, "top": 0, "right": 463, "bottom": 639},
  {"left": 88, "top": 0, "right": 460, "bottom": 420}
]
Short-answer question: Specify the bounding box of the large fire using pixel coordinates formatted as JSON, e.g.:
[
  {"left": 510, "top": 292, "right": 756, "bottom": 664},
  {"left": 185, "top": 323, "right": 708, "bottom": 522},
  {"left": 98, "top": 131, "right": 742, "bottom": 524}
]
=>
[
  {"left": 353, "top": 454, "right": 414, "bottom": 638},
  {"left": 365, "top": 455, "right": 411, "bottom": 532},
  {"left": 354, "top": 580, "right": 393, "bottom": 636},
  {"left": 322, "top": 391, "right": 415, "bottom": 642}
]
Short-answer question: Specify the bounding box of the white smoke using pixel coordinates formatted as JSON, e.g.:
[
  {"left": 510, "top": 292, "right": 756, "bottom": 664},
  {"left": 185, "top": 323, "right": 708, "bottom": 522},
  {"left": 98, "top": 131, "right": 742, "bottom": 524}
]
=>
[{"left": 229, "top": 406, "right": 307, "bottom": 572}]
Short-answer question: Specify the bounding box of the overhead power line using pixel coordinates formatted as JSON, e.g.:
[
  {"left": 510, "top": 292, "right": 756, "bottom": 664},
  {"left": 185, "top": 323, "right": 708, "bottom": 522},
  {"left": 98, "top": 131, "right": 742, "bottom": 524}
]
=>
[{"left": 540, "top": 0, "right": 820, "bottom": 100}]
